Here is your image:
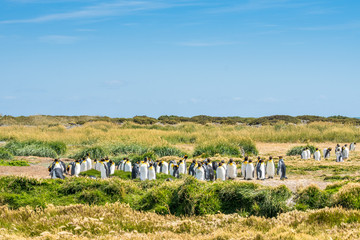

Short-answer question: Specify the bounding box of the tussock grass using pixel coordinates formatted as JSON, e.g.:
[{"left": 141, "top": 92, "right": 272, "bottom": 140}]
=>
[
  {"left": 287, "top": 145, "right": 317, "bottom": 156},
  {"left": 0, "top": 160, "right": 29, "bottom": 166},
  {"left": 71, "top": 146, "right": 108, "bottom": 159},
  {"left": 0, "top": 148, "right": 13, "bottom": 160},
  {"left": 0, "top": 204, "right": 360, "bottom": 239},
  {"left": 4, "top": 140, "right": 67, "bottom": 158}
]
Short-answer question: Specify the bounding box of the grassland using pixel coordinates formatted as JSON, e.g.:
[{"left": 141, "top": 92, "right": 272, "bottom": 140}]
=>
[{"left": 0, "top": 119, "right": 360, "bottom": 239}]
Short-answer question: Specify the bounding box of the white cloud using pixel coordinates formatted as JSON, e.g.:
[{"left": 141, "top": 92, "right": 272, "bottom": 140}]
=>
[
  {"left": 39, "top": 35, "right": 79, "bottom": 44},
  {"left": 0, "top": 0, "right": 195, "bottom": 24}
]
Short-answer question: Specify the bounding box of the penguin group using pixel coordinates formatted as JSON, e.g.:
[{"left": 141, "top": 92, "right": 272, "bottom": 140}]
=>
[{"left": 300, "top": 144, "right": 354, "bottom": 162}]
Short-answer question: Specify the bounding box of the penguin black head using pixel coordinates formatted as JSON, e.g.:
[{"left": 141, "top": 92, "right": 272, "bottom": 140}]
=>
[
  {"left": 86, "top": 153, "right": 90, "bottom": 157},
  {"left": 184, "top": 155, "right": 188, "bottom": 159},
  {"left": 219, "top": 163, "right": 222, "bottom": 167},
  {"left": 279, "top": 156, "right": 283, "bottom": 160},
  {"left": 257, "top": 156, "right": 261, "bottom": 160},
  {"left": 149, "top": 163, "right": 153, "bottom": 167},
  {"left": 207, "top": 158, "right": 211, "bottom": 163},
  {"left": 316, "top": 148, "right": 319, "bottom": 150},
  {"left": 192, "top": 159, "right": 196, "bottom": 163},
  {"left": 244, "top": 156, "right": 248, "bottom": 161},
  {"left": 269, "top": 156, "right": 273, "bottom": 160},
  {"left": 221, "top": 160, "right": 225, "bottom": 163},
  {"left": 229, "top": 159, "right": 233, "bottom": 163}
]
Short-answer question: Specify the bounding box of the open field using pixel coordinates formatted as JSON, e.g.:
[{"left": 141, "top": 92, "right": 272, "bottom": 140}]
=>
[{"left": 0, "top": 121, "right": 359, "bottom": 239}]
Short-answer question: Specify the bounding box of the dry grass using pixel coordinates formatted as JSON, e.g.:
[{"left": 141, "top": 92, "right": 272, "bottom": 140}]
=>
[{"left": 0, "top": 203, "right": 359, "bottom": 239}]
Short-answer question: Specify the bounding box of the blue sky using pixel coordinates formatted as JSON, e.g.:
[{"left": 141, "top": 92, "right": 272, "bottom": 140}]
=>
[{"left": 1, "top": 0, "right": 359, "bottom": 118}]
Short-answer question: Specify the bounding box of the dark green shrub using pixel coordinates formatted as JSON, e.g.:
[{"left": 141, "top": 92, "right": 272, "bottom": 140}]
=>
[
  {"left": 287, "top": 145, "right": 317, "bottom": 156},
  {"left": 193, "top": 143, "right": 241, "bottom": 157},
  {"left": 0, "top": 160, "right": 29, "bottom": 166},
  {"left": 109, "top": 144, "right": 149, "bottom": 156},
  {"left": 152, "top": 146, "right": 185, "bottom": 157},
  {"left": 71, "top": 146, "right": 108, "bottom": 159},
  {"left": 335, "top": 183, "right": 360, "bottom": 209},
  {"left": 47, "top": 141, "right": 67, "bottom": 155},
  {"left": 295, "top": 185, "right": 332, "bottom": 210},
  {"left": 0, "top": 148, "right": 13, "bottom": 160},
  {"left": 237, "top": 139, "right": 258, "bottom": 155},
  {"left": 78, "top": 190, "right": 107, "bottom": 205}
]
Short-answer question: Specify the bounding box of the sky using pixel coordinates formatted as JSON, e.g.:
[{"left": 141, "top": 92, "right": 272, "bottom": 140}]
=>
[{"left": 0, "top": 0, "right": 359, "bottom": 118}]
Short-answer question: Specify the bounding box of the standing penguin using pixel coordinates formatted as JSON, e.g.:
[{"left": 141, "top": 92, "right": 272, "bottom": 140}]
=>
[
  {"left": 216, "top": 163, "right": 226, "bottom": 181},
  {"left": 350, "top": 143, "right": 356, "bottom": 151},
  {"left": 99, "top": 159, "right": 108, "bottom": 179},
  {"left": 139, "top": 162, "right": 148, "bottom": 181},
  {"left": 245, "top": 159, "right": 254, "bottom": 180},
  {"left": 188, "top": 160, "right": 197, "bottom": 176},
  {"left": 314, "top": 148, "right": 321, "bottom": 161},
  {"left": 154, "top": 160, "right": 160, "bottom": 173},
  {"left": 342, "top": 145, "right": 349, "bottom": 159},
  {"left": 169, "top": 161, "right": 175, "bottom": 176},
  {"left": 336, "top": 148, "right": 343, "bottom": 162},
  {"left": 173, "top": 165, "right": 180, "bottom": 178},
  {"left": 67, "top": 160, "right": 75, "bottom": 176},
  {"left": 85, "top": 153, "right": 92, "bottom": 170},
  {"left": 195, "top": 163, "right": 205, "bottom": 181},
  {"left": 258, "top": 160, "right": 266, "bottom": 180},
  {"left": 124, "top": 159, "right": 132, "bottom": 172},
  {"left": 266, "top": 156, "right": 275, "bottom": 179},
  {"left": 277, "top": 156, "right": 287, "bottom": 180},
  {"left": 301, "top": 149, "right": 307, "bottom": 159},
  {"left": 256, "top": 158, "right": 262, "bottom": 180},
  {"left": 226, "top": 159, "right": 237, "bottom": 179},
  {"left": 306, "top": 148, "right": 311, "bottom": 159},
  {"left": 49, "top": 159, "right": 66, "bottom": 179},
  {"left": 212, "top": 159, "right": 219, "bottom": 172},
  {"left": 160, "top": 161, "right": 169, "bottom": 175},
  {"left": 221, "top": 160, "right": 227, "bottom": 172},
  {"left": 335, "top": 144, "right": 341, "bottom": 153},
  {"left": 323, "top": 148, "right": 332, "bottom": 159},
  {"left": 178, "top": 160, "right": 186, "bottom": 175},
  {"left": 207, "top": 161, "right": 215, "bottom": 181},
  {"left": 131, "top": 163, "right": 140, "bottom": 179},
  {"left": 80, "top": 157, "right": 87, "bottom": 172},
  {"left": 74, "top": 160, "right": 81, "bottom": 177},
  {"left": 148, "top": 163, "right": 156, "bottom": 180},
  {"left": 241, "top": 157, "right": 248, "bottom": 179},
  {"left": 109, "top": 160, "right": 115, "bottom": 175}
]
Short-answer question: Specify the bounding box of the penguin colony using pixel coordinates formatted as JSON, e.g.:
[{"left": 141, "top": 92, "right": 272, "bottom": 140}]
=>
[{"left": 49, "top": 143, "right": 356, "bottom": 180}]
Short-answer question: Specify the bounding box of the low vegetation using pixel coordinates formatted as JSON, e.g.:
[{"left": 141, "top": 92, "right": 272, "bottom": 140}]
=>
[
  {"left": 3, "top": 140, "right": 67, "bottom": 158},
  {"left": 287, "top": 145, "right": 317, "bottom": 156},
  {"left": 0, "top": 160, "right": 29, "bottom": 166}
]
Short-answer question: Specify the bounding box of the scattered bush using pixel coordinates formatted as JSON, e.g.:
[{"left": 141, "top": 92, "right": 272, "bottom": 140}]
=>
[
  {"left": 109, "top": 144, "right": 149, "bottom": 156},
  {"left": 0, "top": 148, "right": 14, "bottom": 160},
  {"left": 295, "top": 185, "right": 333, "bottom": 210},
  {"left": 287, "top": 145, "right": 317, "bottom": 156},
  {"left": 335, "top": 183, "right": 360, "bottom": 209},
  {"left": 193, "top": 143, "right": 241, "bottom": 157},
  {"left": 152, "top": 146, "right": 185, "bottom": 157},
  {"left": 71, "top": 146, "right": 108, "bottom": 159},
  {"left": 0, "top": 160, "right": 29, "bottom": 166},
  {"left": 4, "top": 140, "right": 67, "bottom": 158}
]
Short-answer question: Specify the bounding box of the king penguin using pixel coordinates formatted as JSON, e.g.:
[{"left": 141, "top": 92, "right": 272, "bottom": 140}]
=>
[
  {"left": 216, "top": 163, "right": 226, "bottom": 181},
  {"left": 245, "top": 159, "right": 254, "bottom": 180},
  {"left": 266, "top": 156, "right": 275, "bottom": 179}
]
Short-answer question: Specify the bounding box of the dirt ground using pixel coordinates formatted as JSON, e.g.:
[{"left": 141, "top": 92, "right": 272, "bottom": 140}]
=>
[{"left": 0, "top": 142, "right": 356, "bottom": 191}]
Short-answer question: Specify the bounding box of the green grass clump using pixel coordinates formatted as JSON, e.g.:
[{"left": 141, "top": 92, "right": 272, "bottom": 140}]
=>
[
  {"left": 152, "top": 146, "right": 185, "bottom": 157},
  {"left": 193, "top": 143, "right": 242, "bottom": 157},
  {"left": 109, "top": 144, "right": 149, "bottom": 156},
  {"left": 0, "top": 148, "right": 14, "bottom": 160},
  {"left": 4, "top": 140, "right": 67, "bottom": 158},
  {"left": 0, "top": 160, "right": 29, "bottom": 166},
  {"left": 71, "top": 146, "right": 108, "bottom": 159},
  {"left": 236, "top": 138, "right": 259, "bottom": 155},
  {"left": 287, "top": 145, "right": 317, "bottom": 156},
  {"left": 335, "top": 183, "right": 360, "bottom": 209},
  {"left": 295, "top": 185, "right": 333, "bottom": 210}
]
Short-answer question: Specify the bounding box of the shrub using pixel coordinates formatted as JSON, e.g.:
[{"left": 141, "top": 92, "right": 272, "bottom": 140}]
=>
[
  {"left": 109, "top": 144, "right": 149, "bottom": 156},
  {"left": 47, "top": 141, "right": 67, "bottom": 155},
  {"left": 4, "top": 140, "right": 66, "bottom": 158},
  {"left": 0, "top": 148, "right": 13, "bottom": 160},
  {"left": 237, "top": 139, "right": 258, "bottom": 155},
  {"left": 193, "top": 143, "right": 241, "bottom": 157},
  {"left": 295, "top": 185, "right": 332, "bottom": 210},
  {"left": 335, "top": 183, "right": 360, "bottom": 209},
  {"left": 152, "top": 146, "right": 185, "bottom": 157},
  {"left": 287, "top": 145, "right": 317, "bottom": 156},
  {"left": 71, "top": 146, "right": 108, "bottom": 159},
  {"left": 0, "top": 160, "right": 29, "bottom": 166}
]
